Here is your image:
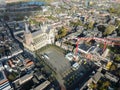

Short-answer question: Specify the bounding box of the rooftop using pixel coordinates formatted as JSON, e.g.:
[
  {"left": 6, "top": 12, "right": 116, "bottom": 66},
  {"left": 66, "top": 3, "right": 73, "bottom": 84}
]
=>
[
  {"left": 92, "top": 71, "right": 102, "bottom": 83},
  {"left": 34, "top": 80, "right": 50, "bottom": 90},
  {"left": 19, "top": 73, "right": 33, "bottom": 85}
]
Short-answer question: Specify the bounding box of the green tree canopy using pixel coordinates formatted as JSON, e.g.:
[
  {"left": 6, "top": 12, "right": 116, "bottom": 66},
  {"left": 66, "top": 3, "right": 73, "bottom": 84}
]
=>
[
  {"left": 108, "top": 5, "right": 120, "bottom": 16},
  {"left": 70, "top": 20, "right": 83, "bottom": 27},
  {"left": 88, "top": 21, "right": 95, "bottom": 29},
  {"left": 115, "top": 54, "right": 120, "bottom": 62},
  {"left": 97, "top": 25, "right": 106, "bottom": 33},
  {"left": 108, "top": 7, "right": 117, "bottom": 13},
  {"left": 46, "top": 15, "right": 57, "bottom": 20},
  {"left": 56, "top": 26, "right": 67, "bottom": 39},
  {"left": 104, "top": 25, "right": 116, "bottom": 35},
  {"left": 29, "top": 18, "right": 42, "bottom": 26}
]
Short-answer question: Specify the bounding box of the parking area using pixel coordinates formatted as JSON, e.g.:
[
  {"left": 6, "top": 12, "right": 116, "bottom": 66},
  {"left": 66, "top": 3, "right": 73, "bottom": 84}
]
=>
[{"left": 38, "top": 46, "right": 71, "bottom": 74}]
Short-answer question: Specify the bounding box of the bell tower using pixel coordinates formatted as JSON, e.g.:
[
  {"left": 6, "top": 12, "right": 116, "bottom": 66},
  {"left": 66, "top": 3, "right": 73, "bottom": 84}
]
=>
[{"left": 24, "top": 22, "right": 33, "bottom": 45}]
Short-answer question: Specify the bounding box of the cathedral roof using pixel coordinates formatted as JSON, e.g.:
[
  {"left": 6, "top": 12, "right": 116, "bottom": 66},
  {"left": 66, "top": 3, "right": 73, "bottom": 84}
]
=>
[{"left": 32, "top": 30, "right": 43, "bottom": 37}]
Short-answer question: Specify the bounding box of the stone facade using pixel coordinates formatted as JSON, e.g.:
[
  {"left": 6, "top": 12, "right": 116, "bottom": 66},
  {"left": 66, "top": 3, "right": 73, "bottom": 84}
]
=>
[{"left": 23, "top": 23, "right": 55, "bottom": 51}]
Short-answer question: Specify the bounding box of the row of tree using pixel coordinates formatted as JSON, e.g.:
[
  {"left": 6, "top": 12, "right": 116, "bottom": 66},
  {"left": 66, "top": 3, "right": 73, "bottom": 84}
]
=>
[{"left": 56, "top": 19, "right": 119, "bottom": 40}]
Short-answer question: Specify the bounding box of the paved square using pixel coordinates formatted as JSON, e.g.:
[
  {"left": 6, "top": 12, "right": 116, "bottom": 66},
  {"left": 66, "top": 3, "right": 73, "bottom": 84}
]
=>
[{"left": 40, "top": 46, "right": 71, "bottom": 73}]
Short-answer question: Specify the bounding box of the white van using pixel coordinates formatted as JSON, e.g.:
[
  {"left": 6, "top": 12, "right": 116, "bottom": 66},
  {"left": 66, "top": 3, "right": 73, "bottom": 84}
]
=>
[
  {"left": 72, "top": 62, "right": 79, "bottom": 70},
  {"left": 44, "top": 53, "right": 49, "bottom": 60}
]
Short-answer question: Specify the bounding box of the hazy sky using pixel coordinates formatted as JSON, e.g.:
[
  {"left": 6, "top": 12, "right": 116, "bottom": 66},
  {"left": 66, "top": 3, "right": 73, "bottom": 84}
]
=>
[{"left": 0, "top": 0, "right": 5, "bottom": 5}]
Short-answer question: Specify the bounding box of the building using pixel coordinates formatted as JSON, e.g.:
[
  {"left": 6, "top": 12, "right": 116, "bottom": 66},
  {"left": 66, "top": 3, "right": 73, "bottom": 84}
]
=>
[
  {"left": 81, "top": 67, "right": 119, "bottom": 90},
  {"left": 0, "top": 23, "right": 23, "bottom": 61},
  {"left": 21, "top": 22, "right": 55, "bottom": 51},
  {"left": 13, "top": 72, "right": 33, "bottom": 89},
  {"left": 105, "top": 72, "right": 119, "bottom": 83},
  {"left": 4, "top": 54, "right": 34, "bottom": 73},
  {"left": 34, "top": 80, "right": 50, "bottom": 90},
  {"left": 0, "top": 62, "right": 11, "bottom": 90}
]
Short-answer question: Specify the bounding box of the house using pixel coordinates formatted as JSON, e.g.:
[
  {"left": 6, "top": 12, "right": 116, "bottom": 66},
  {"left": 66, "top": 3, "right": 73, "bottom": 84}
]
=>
[{"left": 5, "top": 54, "right": 34, "bottom": 73}]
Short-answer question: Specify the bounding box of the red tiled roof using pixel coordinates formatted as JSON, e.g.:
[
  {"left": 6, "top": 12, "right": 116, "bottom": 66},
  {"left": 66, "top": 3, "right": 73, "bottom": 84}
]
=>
[{"left": 25, "top": 59, "right": 34, "bottom": 67}]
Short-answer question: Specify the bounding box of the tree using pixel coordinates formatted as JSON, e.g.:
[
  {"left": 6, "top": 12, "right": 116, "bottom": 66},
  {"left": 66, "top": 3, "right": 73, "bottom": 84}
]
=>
[
  {"left": 70, "top": 20, "right": 83, "bottom": 27},
  {"left": 108, "top": 7, "right": 116, "bottom": 13},
  {"left": 88, "top": 21, "right": 94, "bottom": 29},
  {"left": 58, "top": 27, "right": 67, "bottom": 36},
  {"left": 108, "top": 46, "right": 120, "bottom": 54},
  {"left": 103, "top": 81, "right": 110, "bottom": 87},
  {"left": 110, "top": 63, "right": 117, "bottom": 71},
  {"left": 8, "top": 72, "right": 18, "bottom": 81},
  {"left": 89, "top": 82, "right": 97, "bottom": 89},
  {"left": 8, "top": 74, "right": 15, "bottom": 81},
  {"left": 116, "top": 69, "right": 120, "bottom": 76},
  {"left": 115, "top": 54, "right": 120, "bottom": 62},
  {"left": 104, "top": 25, "right": 116, "bottom": 35},
  {"left": 108, "top": 5, "right": 120, "bottom": 16},
  {"left": 97, "top": 25, "right": 106, "bottom": 33},
  {"left": 46, "top": 15, "right": 57, "bottom": 20},
  {"left": 115, "top": 19, "right": 120, "bottom": 27},
  {"left": 84, "top": 23, "right": 89, "bottom": 29},
  {"left": 98, "top": 80, "right": 110, "bottom": 90},
  {"left": 56, "top": 27, "right": 67, "bottom": 39}
]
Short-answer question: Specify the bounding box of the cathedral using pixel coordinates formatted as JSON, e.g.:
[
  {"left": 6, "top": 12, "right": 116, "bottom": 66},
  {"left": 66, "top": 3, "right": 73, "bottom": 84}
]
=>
[{"left": 23, "top": 22, "right": 55, "bottom": 51}]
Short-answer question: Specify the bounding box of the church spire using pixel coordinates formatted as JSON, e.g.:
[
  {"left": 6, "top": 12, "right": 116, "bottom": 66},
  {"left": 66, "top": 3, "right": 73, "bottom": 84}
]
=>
[{"left": 25, "top": 22, "right": 30, "bottom": 33}]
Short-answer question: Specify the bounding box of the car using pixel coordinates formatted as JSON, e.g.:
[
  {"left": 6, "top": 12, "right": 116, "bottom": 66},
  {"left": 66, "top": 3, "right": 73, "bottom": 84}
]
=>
[
  {"left": 44, "top": 53, "right": 49, "bottom": 60},
  {"left": 41, "top": 55, "right": 45, "bottom": 59}
]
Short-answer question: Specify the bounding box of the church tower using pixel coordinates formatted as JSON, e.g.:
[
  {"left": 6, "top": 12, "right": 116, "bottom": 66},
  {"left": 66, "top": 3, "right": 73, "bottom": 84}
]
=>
[
  {"left": 85, "top": 0, "right": 90, "bottom": 8},
  {"left": 24, "top": 22, "right": 33, "bottom": 46}
]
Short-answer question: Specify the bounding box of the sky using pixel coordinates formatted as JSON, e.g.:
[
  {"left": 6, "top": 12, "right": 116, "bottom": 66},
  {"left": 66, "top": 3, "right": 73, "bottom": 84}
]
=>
[{"left": 0, "top": 0, "right": 6, "bottom": 6}]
